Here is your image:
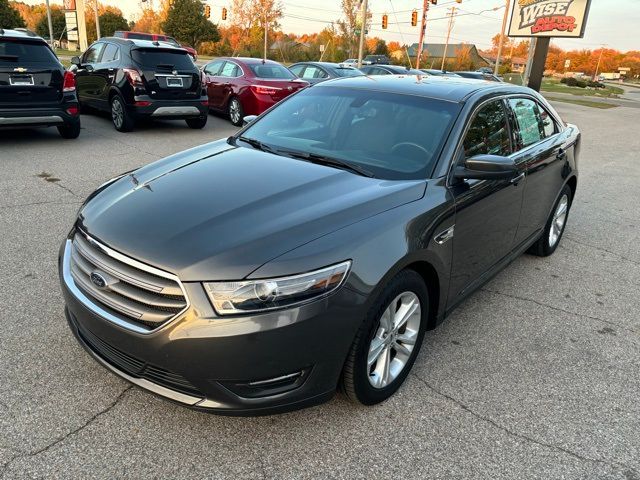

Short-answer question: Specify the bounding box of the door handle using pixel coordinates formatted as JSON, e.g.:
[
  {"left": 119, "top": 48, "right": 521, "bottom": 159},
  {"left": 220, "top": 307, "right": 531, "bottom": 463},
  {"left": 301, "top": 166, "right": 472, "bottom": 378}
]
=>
[
  {"left": 556, "top": 148, "right": 567, "bottom": 160},
  {"left": 511, "top": 172, "right": 525, "bottom": 185}
]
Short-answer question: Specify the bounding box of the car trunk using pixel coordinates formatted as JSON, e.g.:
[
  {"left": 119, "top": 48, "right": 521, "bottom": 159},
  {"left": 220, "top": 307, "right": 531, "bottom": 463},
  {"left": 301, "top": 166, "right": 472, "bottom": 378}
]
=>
[
  {"left": 252, "top": 78, "right": 307, "bottom": 102},
  {"left": 131, "top": 48, "right": 200, "bottom": 101},
  {"left": 0, "top": 38, "right": 63, "bottom": 109}
]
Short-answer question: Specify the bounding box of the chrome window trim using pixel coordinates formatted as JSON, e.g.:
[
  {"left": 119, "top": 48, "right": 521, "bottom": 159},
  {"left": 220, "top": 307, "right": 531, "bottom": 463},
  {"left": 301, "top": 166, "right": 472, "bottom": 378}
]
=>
[
  {"left": 445, "top": 92, "right": 565, "bottom": 187},
  {"left": 63, "top": 231, "right": 190, "bottom": 335}
]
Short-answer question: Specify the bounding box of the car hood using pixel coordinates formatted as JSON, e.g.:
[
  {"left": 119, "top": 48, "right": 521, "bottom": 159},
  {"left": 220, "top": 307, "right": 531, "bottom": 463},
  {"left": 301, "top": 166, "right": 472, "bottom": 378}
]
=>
[{"left": 79, "top": 140, "right": 426, "bottom": 281}]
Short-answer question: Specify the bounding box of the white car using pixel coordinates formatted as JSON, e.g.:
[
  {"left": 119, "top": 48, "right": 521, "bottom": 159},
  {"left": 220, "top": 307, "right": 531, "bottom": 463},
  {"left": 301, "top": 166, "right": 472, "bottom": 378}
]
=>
[{"left": 342, "top": 59, "right": 358, "bottom": 67}]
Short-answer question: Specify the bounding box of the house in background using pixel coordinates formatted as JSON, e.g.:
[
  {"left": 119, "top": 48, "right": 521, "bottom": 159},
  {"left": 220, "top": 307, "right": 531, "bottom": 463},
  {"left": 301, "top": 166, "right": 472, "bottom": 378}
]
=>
[
  {"left": 406, "top": 43, "right": 489, "bottom": 70},
  {"left": 481, "top": 53, "right": 527, "bottom": 73}
]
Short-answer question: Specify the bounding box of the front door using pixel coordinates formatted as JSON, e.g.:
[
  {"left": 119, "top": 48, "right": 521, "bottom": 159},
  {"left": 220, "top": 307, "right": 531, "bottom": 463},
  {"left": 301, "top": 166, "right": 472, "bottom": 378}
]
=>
[
  {"left": 447, "top": 99, "right": 525, "bottom": 304},
  {"left": 75, "top": 42, "right": 105, "bottom": 107}
]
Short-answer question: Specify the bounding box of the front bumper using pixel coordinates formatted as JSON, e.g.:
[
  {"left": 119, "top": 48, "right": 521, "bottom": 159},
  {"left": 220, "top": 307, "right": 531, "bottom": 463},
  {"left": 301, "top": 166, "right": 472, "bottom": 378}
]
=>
[
  {"left": 0, "top": 106, "right": 79, "bottom": 128},
  {"left": 131, "top": 97, "right": 208, "bottom": 120},
  {"left": 59, "top": 239, "right": 366, "bottom": 415}
]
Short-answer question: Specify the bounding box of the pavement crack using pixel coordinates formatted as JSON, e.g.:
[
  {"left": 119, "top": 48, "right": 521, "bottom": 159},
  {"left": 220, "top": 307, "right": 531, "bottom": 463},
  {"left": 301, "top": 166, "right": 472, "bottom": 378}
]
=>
[
  {"left": 564, "top": 236, "right": 640, "bottom": 266},
  {"left": 411, "top": 373, "right": 639, "bottom": 476},
  {"left": 1, "top": 386, "right": 132, "bottom": 476},
  {"left": 481, "top": 289, "right": 637, "bottom": 337}
]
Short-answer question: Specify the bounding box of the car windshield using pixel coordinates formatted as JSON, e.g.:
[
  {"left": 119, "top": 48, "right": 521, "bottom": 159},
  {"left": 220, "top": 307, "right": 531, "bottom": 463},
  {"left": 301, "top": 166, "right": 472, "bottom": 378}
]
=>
[
  {"left": 132, "top": 49, "right": 195, "bottom": 69},
  {"left": 249, "top": 63, "right": 295, "bottom": 79},
  {"left": 0, "top": 40, "right": 58, "bottom": 64},
  {"left": 241, "top": 86, "right": 460, "bottom": 180},
  {"left": 335, "top": 67, "right": 362, "bottom": 77}
]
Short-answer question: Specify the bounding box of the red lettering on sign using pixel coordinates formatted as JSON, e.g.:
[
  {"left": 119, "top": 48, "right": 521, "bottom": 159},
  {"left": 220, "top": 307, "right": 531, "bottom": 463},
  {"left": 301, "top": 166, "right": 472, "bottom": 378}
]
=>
[{"left": 531, "top": 15, "right": 576, "bottom": 33}]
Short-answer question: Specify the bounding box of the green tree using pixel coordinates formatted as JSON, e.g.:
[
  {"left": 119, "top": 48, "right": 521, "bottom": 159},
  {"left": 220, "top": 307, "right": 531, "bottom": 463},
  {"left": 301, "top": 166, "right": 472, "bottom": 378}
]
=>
[
  {"left": 97, "top": 10, "right": 128, "bottom": 37},
  {"left": 162, "top": 0, "right": 219, "bottom": 48},
  {"left": 35, "top": 7, "right": 65, "bottom": 41},
  {"left": 0, "top": 0, "right": 25, "bottom": 28}
]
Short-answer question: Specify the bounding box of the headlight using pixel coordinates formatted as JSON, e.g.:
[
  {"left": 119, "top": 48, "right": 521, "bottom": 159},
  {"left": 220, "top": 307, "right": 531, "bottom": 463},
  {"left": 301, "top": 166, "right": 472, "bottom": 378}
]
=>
[{"left": 204, "top": 261, "right": 351, "bottom": 315}]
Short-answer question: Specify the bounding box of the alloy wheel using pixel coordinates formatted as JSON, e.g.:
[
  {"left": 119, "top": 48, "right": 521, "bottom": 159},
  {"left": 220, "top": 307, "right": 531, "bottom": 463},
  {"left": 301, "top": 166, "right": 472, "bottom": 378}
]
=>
[
  {"left": 229, "top": 99, "right": 241, "bottom": 124},
  {"left": 111, "top": 98, "right": 124, "bottom": 129},
  {"left": 549, "top": 194, "right": 569, "bottom": 247},
  {"left": 367, "top": 291, "right": 421, "bottom": 389}
]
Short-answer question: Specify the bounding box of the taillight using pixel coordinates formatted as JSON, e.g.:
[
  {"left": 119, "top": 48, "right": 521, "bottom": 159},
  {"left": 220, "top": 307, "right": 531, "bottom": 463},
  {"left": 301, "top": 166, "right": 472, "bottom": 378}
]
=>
[
  {"left": 123, "top": 68, "right": 144, "bottom": 87},
  {"left": 66, "top": 106, "right": 79, "bottom": 116},
  {"left": 63, "top": 71, "right": 76, "bottom": 92},
  {"left": 251, "top": 85, "right": 281, "bottom": 96}
]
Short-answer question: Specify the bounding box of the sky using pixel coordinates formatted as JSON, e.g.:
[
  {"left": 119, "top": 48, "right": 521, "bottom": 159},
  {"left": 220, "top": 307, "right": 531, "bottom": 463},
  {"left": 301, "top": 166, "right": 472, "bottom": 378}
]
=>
[{"left": 24, "top": 0, "right": 640, "bottom": 52}]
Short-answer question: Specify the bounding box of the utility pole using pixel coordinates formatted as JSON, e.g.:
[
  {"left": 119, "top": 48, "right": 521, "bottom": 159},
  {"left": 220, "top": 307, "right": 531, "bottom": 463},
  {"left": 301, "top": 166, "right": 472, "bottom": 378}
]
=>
[
  {"left": 494, "top": 0, "right": 510, "bottom": 75},
  {"left": 523, "top": 37, "right": 536, "bottom": 85},
  {"left": 441, "top": 6, "right": 456, "bottom": 71},
  {"left": 263, "top": 1, "right": 268, "bottom": 61},
  {"left": 357, "top": 0, "right": 368, "bottom": 68},
  {"left": 45, "top": 0, "right": 54, "bottom": 46},
  {"left": 415, "top": 0, "right": 429, "bottom": 69},
  {"left": 593, "top": 46, "right": 605, "bottom": 81},
  {"left": 94, "top": 0, "right": 101, "bottom": 39}
]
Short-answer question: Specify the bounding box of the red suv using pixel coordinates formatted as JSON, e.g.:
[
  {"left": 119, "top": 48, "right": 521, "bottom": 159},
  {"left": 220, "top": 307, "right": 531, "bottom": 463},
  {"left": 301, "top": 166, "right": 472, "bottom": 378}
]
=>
[
  {"left": 201, "top": 57, "right": 308, "bottom": 125},
  {"left": 113, "top": 31, "right": 197, "bottom": 60}
]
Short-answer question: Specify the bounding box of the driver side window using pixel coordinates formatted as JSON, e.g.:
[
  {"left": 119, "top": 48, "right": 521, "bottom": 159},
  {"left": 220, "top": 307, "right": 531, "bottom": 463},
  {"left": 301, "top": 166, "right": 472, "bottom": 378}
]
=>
[
  {"left": 463, "top": 100, "right": 511, "bottom": 159},
  {"left": 83, "top": 43, "right": 105, "bottom": 64}
]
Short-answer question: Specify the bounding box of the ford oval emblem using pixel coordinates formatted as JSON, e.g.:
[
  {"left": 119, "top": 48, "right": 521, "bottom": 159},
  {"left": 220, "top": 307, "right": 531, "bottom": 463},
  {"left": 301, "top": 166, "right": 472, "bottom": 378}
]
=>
[{"left": 90, "top": 271, "right": 107, "bottom": 289}]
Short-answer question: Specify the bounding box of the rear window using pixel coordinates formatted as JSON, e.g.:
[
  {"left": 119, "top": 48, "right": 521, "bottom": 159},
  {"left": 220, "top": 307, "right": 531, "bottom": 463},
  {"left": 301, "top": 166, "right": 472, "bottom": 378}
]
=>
[
  {"left": 0, "top": 39, "right": 58, "bottom": 65},
  {"left": 132, "top": 49, "right": 195, "bottom": 70},
  {"left": 249, "top": 63, "right": 295, "bottom": 79},
  {"left": 126, "top": 33, "right": 152, "bottom": 40},
  {"left": 335, "top": 67, "right": 363, "bottom": 77}
]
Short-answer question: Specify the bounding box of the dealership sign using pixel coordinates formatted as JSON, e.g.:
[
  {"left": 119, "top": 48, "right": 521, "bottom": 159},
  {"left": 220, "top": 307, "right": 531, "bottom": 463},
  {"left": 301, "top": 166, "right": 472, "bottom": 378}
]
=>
[{"left": 508, "top": 0, "right": 592, "bottom": 38}]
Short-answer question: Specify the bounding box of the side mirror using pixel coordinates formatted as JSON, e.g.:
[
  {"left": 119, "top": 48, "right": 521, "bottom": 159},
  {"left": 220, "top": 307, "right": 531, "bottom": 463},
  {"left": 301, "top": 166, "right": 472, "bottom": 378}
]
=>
[
  {"left": 454, "top": 154, "right": 518, "bottom": 180},
  {"left": 242, "top": 115, "right": 258, "bottom": 126},
  {"left": 71, "top": 56, "right": 81, "bottom": 66}
]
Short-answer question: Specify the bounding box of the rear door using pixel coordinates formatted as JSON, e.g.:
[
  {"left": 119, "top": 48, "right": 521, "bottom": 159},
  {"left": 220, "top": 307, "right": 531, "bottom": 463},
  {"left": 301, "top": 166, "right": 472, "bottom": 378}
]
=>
[
  {"left": 202, "top": 59, "right": 225, "bottom": 109},
  {"left": 131, "top": 48, "right": 199, "bottom": 101},
  {"left": 0, "top": 38, "right": 64, "bottom": 109}
]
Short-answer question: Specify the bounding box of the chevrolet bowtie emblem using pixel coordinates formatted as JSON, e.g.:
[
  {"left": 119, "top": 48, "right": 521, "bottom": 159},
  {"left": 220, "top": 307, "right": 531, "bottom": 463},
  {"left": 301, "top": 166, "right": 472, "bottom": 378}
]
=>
[{"left": 13, "top": 67, "right": 27, "bottom": 73}]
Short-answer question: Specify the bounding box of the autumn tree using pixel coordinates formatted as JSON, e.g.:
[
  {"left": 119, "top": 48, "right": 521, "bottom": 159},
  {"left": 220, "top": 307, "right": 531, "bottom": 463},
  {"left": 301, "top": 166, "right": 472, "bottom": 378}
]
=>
[
  {"left": 162, "top": 0, "right": 219, "bottom": 47},
  {"left": 336, "top": 0, "right": 360, "bottom": 58},
  {"left": 1, "top": 0, "right": 25, "bottom": 28},
  {"left": 134, "top": 8, "right": 164, "bottom": 33},
  {"left": 10, "top": 1, "right": 45, "bottom": 30}
]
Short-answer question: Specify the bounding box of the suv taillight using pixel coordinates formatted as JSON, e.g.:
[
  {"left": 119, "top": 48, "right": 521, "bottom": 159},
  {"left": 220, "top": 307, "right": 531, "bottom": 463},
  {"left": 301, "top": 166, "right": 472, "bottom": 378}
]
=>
[
  {"left": 123, "top": 68, "right": 144, "bottom": 87},
  {"left": 63, "top": 71, "right": 76, "bottom": 92}
]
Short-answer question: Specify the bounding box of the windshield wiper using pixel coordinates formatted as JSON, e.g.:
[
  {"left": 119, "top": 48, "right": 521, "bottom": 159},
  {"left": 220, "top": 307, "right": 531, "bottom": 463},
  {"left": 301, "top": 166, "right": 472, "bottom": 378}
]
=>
[
  {"left": 279, "top": 150, "right": 375, "bottom": 178},
  {"left": 235, "top": 136, "right": 279, "bottom": 155}
]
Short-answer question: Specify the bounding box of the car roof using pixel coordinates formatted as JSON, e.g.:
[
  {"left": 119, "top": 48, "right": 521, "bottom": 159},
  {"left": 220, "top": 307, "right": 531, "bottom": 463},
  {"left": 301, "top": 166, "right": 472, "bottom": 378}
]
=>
[
  {"left": 99, "top": 37, "right": 186, "bottom": 51},
  {"left": 292, "top": 61, "right": 357, "bottom": 69},
  {"left": 223, "top": 57, "right": 283, "bottom": 66},
  {"left": 314, "top": 75, "right": 530, "bottom": 103},
  {"left": 0, "top": 28, "right": 46, "bottom": 42}
]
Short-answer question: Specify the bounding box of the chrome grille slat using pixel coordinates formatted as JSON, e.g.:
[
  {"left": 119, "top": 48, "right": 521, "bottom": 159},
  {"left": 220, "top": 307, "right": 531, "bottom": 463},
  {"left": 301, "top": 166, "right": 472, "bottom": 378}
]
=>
[
  {"left": 73, "top": 234, "right": 182, "bottom": 296},
  {"left": 68, "top": 230, "right": 188, "bottom": 330}
]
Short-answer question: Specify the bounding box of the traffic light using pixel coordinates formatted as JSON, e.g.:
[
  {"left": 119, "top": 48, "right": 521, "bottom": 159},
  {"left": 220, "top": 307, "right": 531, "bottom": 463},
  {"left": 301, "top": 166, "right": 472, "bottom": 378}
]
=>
[
  {"left": 221, "top": 7, "right": 227, "bottom": 20},
  {"left": 411, "top": 10, "right": 417, "bottom": 26},
  {"left": 430, "top": 0, "right": 437, "bottom": 4},
  {"left": 382, "top": 14, "right": 388, "bottom": 29},
  {"left": 204, "top": 5, "right": 210, "bottom": 17}
]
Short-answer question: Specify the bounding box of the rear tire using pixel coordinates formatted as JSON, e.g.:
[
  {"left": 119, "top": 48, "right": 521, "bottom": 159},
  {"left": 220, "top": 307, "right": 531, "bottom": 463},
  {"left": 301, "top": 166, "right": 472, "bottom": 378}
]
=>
[
  {"left": 528, "top": 184, "right": 572, "bottom": 257},
  {"left": 340, "top": 270, "right": 429, "bottom": 405},
  {"left": 228, "top": 97, "right": 244, "bottom": 126},
  {"left": 57, "top": 121, "right": 81, "bottom": 139},
  {"left": 110, "top": 94, "right": 134, "bottom": 132},
  {"left": 186, "top": 116, "right": 207, "bottom": 129}
]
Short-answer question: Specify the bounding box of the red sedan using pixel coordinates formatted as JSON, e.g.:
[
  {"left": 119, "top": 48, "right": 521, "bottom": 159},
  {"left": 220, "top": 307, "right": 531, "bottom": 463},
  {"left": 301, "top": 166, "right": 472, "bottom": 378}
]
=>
[{"left": 201, "top": 57, "right": 308, "bottom": 125}]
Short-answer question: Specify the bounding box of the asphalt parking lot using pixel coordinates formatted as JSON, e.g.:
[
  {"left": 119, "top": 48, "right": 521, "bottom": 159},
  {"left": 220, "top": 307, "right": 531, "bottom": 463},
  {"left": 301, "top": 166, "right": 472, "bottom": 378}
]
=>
[{"left": 1, "top": 102, "right": 639, "bottom": 479}]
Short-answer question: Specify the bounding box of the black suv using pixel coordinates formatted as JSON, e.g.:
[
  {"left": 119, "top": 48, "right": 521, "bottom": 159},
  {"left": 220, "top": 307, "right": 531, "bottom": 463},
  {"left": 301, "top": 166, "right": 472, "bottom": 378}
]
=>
[
  {"left": 0, "top": 28, "right": 80, "bottom": 138},
  {"left": 71, "top": 38, "right": 208, "bottom": 132}
]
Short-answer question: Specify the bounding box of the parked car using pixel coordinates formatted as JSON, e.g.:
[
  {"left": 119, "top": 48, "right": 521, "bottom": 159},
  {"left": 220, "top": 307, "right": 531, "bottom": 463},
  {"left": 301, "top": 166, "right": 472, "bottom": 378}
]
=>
[
  {"left": 342, "top": 58, "right": 358, "bottom": 67},
  {"left": 455, "top": 71, "right": 502, "bottom": 82},
  {"left": 113, "top": 31, "right": 198, "bottom": 60},
  {"left": 60, "top": 75, "right": 579, "bottom": 414},
  {"left": 363, "top": 54, "right": 391, "bottom": 65},
  {"left": 0, "top": 28, "right": 80, "bottom": 138},
  {"left": 289, "top": 61, "right": 364, "bottom": 85},
  {"left": 71, "top": 38, "right": 208, "bottom": 132},
  {"left": 420, "top": 69, "right": 461, "bottom": 77},
  {"left": 201, "top": 57, "right": 308, "bottom": 126},
  {"left": 360, "top": 64, "right": 426, "bottom": 76}
]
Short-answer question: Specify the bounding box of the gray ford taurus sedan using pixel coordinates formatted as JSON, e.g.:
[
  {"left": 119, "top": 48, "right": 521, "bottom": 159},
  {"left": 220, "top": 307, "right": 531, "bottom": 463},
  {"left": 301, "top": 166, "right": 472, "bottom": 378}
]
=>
[{"left": 60, "top": 75, "right": 579, "bottom": 415}]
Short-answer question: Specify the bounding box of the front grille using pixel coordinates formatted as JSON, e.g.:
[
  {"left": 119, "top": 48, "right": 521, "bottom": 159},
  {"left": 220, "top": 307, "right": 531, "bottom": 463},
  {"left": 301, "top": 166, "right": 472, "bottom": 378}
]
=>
[
  {"left": 75, "top": 320, "right": 203, "bottom": 397},
  {"left": 69, "top": 230, "right": 188, "bottom": 331}
]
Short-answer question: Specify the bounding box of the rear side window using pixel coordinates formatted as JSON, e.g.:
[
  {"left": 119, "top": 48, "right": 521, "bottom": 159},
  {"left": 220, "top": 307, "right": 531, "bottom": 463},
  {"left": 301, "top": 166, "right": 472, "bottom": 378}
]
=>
[
  {"left": 463, "top": 100, "right": 511, "bottom": 158},
  {"left": 0, "top": 40, "right": 58, "bottom": 64},
  {"left": 508, "top": 98, "right": 549, "bottom": 149},
  {"left": 132, "top": 49, "right": 195, "bottom": 70},
  {"left": 101, "top": 44, "right": 119, "bottom": 63},
  {"left": 249, "top": 64, "right": 295, "bottom": 79},
  {"left": 300, "top": 65, "right": 327, "bottom": 79},
  {"left": 220, "top": 61, "right": 240, "bottom": 77}
]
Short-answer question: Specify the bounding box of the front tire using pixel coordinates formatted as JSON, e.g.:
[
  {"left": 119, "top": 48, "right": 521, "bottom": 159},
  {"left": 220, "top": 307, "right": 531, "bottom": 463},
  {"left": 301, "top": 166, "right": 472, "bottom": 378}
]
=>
[
  {"left": 228, "top": 97, "right": 244, "bottom": 126},
  {"left": 110, "top": 95, "right": 134, "bottom": 132},
  {"left": 340, "top": 270, "right": 429, "bottom": 405},
  {"left": 57, "top": 121, "right": 81, "bottom": 139},
  {"left": 186, "top": 116, "right": 207, "bottom": 129},
  {"left": 528, "top": 184, "right": 572, "bottom": 257}
]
